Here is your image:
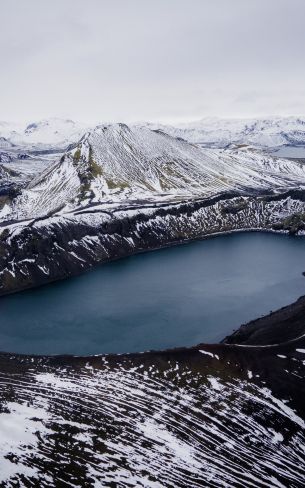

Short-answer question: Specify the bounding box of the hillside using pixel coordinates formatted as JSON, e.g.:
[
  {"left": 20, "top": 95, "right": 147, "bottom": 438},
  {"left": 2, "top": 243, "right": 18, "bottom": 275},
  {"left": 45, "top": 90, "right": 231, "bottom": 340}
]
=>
[{"left": 5, "top": 123, "right": 305, "bottom": 221}]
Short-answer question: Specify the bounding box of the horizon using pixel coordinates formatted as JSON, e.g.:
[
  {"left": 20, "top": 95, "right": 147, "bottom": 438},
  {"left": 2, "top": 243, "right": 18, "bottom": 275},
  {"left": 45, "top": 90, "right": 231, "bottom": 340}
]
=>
[{"left": 2, "top": 113, "right": 305, "bottom": 128}]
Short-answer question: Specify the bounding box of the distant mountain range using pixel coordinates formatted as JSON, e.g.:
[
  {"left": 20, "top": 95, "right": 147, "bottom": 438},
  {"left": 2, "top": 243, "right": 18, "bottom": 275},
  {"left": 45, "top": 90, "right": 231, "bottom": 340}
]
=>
[
  {"left": 1, "top": 116, "right": 305, "bottom": 150},
  {"left": 138, "top": 116, "right": 305, "bottom": 149},
  {"left": 0, "top": 118, "right": 90, "bottom": 150}
]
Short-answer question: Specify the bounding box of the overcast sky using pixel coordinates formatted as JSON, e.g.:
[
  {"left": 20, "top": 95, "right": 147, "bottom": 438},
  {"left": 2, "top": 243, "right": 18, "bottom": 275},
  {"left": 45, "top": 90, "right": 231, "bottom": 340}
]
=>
[{"left": 1, "top": 0, "right": 304, "bottom": 123}]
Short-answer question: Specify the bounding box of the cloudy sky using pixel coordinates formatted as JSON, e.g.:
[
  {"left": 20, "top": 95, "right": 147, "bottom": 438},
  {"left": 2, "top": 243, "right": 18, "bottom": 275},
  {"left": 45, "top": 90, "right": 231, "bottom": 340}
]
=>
[{"left": 1, "top": 0, "right": 304, "bottom": 123}]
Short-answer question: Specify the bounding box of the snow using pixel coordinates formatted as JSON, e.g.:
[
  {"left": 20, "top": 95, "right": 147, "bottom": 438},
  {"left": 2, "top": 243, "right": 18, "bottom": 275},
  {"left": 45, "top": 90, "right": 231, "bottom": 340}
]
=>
[
  {"left": 207, "top": 376, "right": 223, "bottom": 391},
  {"left": 138, "top": 116, "right": 305, "bottom": 149},
  {"left": 0, "top": 402, "right": 51, "bottom": 482},
  {"left": 0, "top": 118, "right": 90, "bottom": 150},
  {"left": 199, "top": 350, "right": 215, "bottom": 358},
  {"left": 3, "top": 123, "right": 305, "bottom": 222}
]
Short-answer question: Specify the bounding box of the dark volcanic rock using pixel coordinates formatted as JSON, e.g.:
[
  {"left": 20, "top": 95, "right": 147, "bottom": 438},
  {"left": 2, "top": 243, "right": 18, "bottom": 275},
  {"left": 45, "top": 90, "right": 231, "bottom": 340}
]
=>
[
  {"left": 223, "top": 294, "right": 305, "bottom": 345},
  {"left": 1, "top": 190, "right": 305, "bottom": 296}
]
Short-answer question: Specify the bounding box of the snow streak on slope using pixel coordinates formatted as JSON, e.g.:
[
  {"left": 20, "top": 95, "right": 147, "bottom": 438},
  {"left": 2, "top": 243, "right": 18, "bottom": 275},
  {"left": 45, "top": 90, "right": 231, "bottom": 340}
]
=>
[
  {"left": 5, "top": 124, "right": 305, "bottom": 221},
  {"left": 0, "top": 343, "right": 304, "bottom": 487},
  {"left": 0, "top": 137, "right": 15, "bottom": 149}
]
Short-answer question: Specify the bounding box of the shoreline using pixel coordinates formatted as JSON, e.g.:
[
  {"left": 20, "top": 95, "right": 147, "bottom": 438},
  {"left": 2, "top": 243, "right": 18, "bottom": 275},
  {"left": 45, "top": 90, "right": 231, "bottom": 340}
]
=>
[
  {"left": 1, "top": 188, "right": 305, "bottom": 296},
  {"left": 0, "top": 225, "right": 302, "bottom": 300},
  {"left": 222, "top": 293, "right": 305, "bottom": 346},
  {"left": 0, "top": 274, "right": 305, "bottom": 365},
  {"left": 0, "top": 229, "right": 304, "bottom": 360}
]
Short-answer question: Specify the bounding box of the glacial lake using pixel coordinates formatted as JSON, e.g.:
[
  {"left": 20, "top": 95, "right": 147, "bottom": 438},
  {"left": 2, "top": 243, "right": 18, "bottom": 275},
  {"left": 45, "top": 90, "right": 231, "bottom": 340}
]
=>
[
  {"left": 0, "top": 232, "right": 304, "bottom": 356},
  {"left": 269, "top": 146, "right": 305, "bottom": 158}
]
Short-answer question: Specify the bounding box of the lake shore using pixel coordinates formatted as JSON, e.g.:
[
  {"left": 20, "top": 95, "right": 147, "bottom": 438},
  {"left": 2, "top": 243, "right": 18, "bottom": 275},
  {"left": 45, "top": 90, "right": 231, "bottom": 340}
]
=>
[
  {"left": 0, "top": 231, "right": 304, "bottom": 355},
  {"left": 0, "top": 290, "right": 304, "bottom": 486},
  {"left": 222, "top": 293, "right": 305, "bottom": 346}
]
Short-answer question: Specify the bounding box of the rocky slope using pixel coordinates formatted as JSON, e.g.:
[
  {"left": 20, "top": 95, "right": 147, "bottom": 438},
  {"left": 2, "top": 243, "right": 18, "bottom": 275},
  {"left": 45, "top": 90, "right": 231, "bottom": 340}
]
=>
[
  {"left": 0, "top": 305, "right": 305, "bottom": 487},
  {"left": 0, "top": 124, "right": 305, "bottom": 295},
  {"left": 0, "top": 150, "right": 56, "bottom": 217}
]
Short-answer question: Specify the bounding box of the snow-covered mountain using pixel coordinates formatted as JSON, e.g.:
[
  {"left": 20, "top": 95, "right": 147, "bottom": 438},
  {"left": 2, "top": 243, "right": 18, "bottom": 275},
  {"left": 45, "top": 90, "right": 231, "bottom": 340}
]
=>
[
  {"left": 0, "top": 121, "right": 305, "bottom": 488},
  {"left": 0, "top": 118, "right": 90, "bottom": 150},
  {"left": 2, "top": 116, "right": 305, "bottom": 152},
  {"left": 137, "top": 116, "right": 305, "bottom": 149},
  {"left": 6, "top": 123, "right": 305, "bottom": 221},
  {"left": 0, "top": 136, "right": 15, "bottom": 149}
]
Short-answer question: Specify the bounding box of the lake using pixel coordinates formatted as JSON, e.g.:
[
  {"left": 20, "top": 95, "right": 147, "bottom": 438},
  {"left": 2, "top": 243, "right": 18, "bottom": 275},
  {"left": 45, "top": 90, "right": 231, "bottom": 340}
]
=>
[
  {"left": 0, "top": 232, "right": 304, "bottom": 355},
  {"left": 270, "top": 146, "right": 305, "bottom": 158}
]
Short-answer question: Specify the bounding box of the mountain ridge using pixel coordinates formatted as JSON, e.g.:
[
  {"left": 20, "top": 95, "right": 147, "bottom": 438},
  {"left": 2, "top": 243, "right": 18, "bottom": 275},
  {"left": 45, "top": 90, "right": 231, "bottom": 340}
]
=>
[
  {"left": 3, "top": 123, "right": 305, "bottom": 222},
  {"left": 2, "top": 116, "right": 305, "bottom": 151}
]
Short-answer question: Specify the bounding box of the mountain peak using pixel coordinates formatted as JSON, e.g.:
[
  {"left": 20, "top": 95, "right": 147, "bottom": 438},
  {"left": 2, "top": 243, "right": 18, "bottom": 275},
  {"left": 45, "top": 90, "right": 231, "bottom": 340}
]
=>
[{"left": 6, "top": 123, "right": 305, "bottom": 222}]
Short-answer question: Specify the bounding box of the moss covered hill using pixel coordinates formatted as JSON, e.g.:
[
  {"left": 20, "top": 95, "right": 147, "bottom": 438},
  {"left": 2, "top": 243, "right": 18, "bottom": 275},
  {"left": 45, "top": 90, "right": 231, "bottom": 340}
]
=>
[{"left": 4, "top": 123, "right": 305, "bottom": 221}]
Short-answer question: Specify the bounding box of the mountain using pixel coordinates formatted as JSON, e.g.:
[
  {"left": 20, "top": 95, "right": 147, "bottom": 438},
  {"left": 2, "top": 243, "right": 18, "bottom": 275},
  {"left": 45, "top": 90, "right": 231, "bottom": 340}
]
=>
[
  {"left": 2, "top": 116, "right": 305, "bottom": 152},
  {"left": 6, "top": 123, "right": 305, "bottom": 221},
  {"left": 138, "top": 116, "right": 305, "bottom": 148},
  {"left": 0, "top": 123, "right": 305, "bottom": 296},
  {"left": 0, "top": 119, "right": 88, "bottom": 194},
  {"left": 0, "top": 136, "right": 15, "bottom": 149},
  {"left": 0, "top": 118, "right": 90, "bottom": 150}
]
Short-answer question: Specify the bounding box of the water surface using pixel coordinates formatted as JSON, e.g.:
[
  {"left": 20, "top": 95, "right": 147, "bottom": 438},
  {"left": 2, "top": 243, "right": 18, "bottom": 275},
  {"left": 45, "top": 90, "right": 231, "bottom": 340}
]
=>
[
  {"left": 270, "top": 146, "right": 305, "bottom": 158},
  {"left": 0, "top": 232, "right": 304, "bottom": 355}
]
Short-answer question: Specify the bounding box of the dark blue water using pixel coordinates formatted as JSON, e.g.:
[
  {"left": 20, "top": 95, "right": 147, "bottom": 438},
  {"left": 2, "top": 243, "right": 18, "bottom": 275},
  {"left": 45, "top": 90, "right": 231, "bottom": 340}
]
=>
[{"left": 0, "top": 232, "right": 304, "bottom": 355}]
